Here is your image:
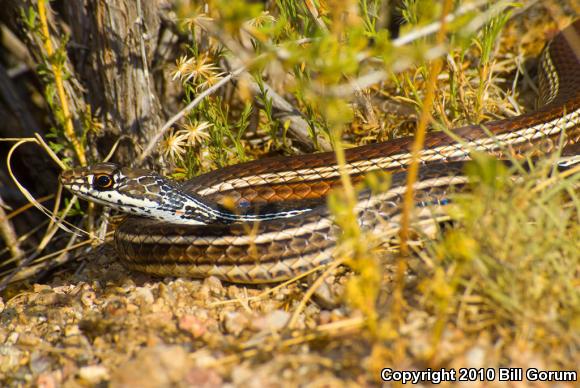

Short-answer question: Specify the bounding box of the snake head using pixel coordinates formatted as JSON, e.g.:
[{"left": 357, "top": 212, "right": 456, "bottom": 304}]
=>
[
  {"left": 60, "top": 163, "right": 314, "bottom": 225},
  {"left": 59, "top": 163, "right": 173, "bottom": 217}
]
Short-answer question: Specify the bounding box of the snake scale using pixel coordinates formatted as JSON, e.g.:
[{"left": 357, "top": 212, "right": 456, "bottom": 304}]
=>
[{"left": 60, "top": 20, "right": 580, "bottom": 283}]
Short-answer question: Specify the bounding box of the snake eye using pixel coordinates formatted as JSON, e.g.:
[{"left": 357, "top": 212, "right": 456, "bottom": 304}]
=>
[{"left": 94, "top": 174, "right": 113, "bottom": 190}]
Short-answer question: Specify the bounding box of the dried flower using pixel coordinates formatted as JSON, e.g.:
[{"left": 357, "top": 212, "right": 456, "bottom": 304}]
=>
[
  {"left": 246, "top": 11, "right": 275, "bottom": 29},
  {"left": 183, "top": 14, "right": 213, "bottom": 32},
  {"left": 196, "top": 71, "right": 225, "bottom": 91},
  {"left": 172, "top": 54, "right": 221, "bottom": 84},
  {"left": 172, "top": 55, "right": 194, "bottom": 81},
  {"left": 178, "top": 120, "right": 212, "bottom": 145},
  {"left": 160, "top": 130, "right": 187, "bottom": 162}
]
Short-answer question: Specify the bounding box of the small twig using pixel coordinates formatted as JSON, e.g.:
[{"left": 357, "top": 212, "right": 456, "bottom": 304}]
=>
[
  {"left": 6, "top": 194, "right": 54, "bottom": 220},
  {"left": 194, "top": 316, "right": 365, "bottom": 368},
  {"left": 0, "top": 230, "right": 94, "bottom": 291},
  {"left": 304, "top": 0, "right": 329, "bottom": 32},
  {"left": 398, "top": 0, "right": 453, "bottom": 259},
  {"left": 350, "top": 78, "right": 379, "bottom": 127},
  {"left": 103, "top": 135, "right": 131, "bottom": 163},
  {"left": 35, "top": 133, "right": 68, "bottom": 170},
  {"left": 532, "top": 163, "right": 580, "bottom": 194},
  {"left": 287, "top": 258, "right": 345, "bottom": 329}
]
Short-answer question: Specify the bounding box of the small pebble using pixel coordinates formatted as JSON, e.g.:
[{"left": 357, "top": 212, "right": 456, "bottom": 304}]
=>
[
  {"left": 465, "top": 345, "right": 486, "bottom": 368},
  {"left": 251, "top": 310, "right": 290, "bottom": 332},
  {"left": 78, "top": 365, "right": 110, "bottom": 384},
  {"left": 200, "top": 276, "right": 224, "bottom": 297},
  {"left": 178, "top": 315, "right": 207, "bottom": 338},
  {"left": 80, "top": 291, "right": 96, "bottom": 308},
  {"left": 222, "top": 311, "right": 250, "bottom": 336},
  {"left": 29, "top": 352, "right": 51, "bottom": 374},
  {"left": 184, "top": 367, "right": 223, "bottom": 387},
  {"left": 134, "top": 287, "right": 155, "bottom": 305},
  {"left": 64, "top": 325, "right": 80, "bottom": 337}
]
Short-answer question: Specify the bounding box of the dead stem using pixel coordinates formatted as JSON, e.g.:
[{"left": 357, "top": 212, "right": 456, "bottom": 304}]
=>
[
  {"left": 395, "top": 0, "right": 454, "bottom": 362},
  {"left": 37, "top": 0, "right": 85, "bottom": 165}
]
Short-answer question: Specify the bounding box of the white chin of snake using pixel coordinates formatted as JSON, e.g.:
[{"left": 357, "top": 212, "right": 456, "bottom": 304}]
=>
[{"left": 67, "top": 185, "right": 207, "bottom": 225}]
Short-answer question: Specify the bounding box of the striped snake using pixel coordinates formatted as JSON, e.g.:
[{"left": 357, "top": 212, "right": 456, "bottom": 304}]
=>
[{"left": 60, "top": 20, "right": 580, "bottom": 283}]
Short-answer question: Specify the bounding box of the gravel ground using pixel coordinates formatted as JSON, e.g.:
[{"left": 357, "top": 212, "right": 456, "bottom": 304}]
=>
[{"left": 0, "top": 243, "right": 387, "bottom": 387}]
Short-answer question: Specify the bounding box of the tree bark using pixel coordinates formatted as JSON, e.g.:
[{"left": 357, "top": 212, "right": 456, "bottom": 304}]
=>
[
  {"left": 63, "top": 0, "right": 166, "bottom": 163},
  {"left": 1, "top": 0, "right": 170, "bottom": 165}
]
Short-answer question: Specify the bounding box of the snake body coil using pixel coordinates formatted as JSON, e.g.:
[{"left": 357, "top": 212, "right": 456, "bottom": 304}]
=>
[{"left": 60, "top": 20, "right": 580, "bottom": 283}]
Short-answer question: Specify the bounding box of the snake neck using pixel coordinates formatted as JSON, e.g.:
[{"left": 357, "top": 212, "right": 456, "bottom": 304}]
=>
[
  {"left": 153, "top": 184, "right": 232, "bottom": 224},
  {"left": 156, "top": 184, "right": 311, "bottom": 224}
]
